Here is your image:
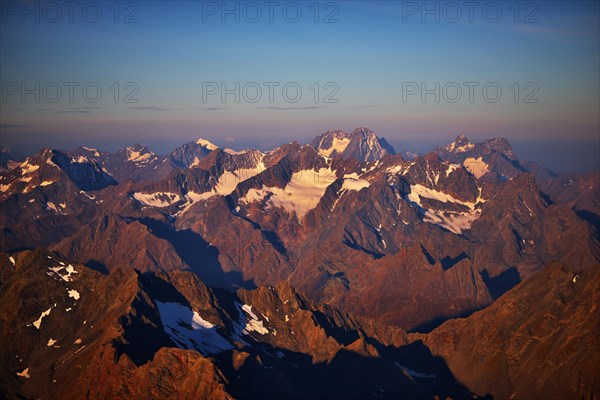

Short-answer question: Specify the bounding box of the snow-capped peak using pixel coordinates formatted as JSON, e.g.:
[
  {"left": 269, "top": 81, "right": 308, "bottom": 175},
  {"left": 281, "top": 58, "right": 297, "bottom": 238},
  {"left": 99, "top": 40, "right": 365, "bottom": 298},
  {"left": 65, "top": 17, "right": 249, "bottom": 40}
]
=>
[
  {"left": 316, "top": 134, "right": 351, "bottom": 157},
  {"left": 452, "top": 134, "right": 469, "bottom": 146},
  {"left": 82, "top": 147, "right": 101, "bottom": 157},
  {"left": 224, "top": 148, "right": 248, "bottom": 155},
  {"left": 310, "top": 127, "right": 394, "bottom": 162},
  {"left": 196, "top": 138, "right": 219, "bottom": 150},
  {"left": 126, "top": 146, "right": 154, "bottom": 163},
  {"left": 444, "top": 134, "right": 473, "bottom": 153}
]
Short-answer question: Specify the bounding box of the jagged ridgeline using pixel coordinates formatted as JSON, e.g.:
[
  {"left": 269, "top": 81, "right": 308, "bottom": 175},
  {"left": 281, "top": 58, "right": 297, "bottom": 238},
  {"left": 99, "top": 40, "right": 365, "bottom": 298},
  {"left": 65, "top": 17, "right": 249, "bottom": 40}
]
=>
[{"left": 1, "top": 128, "right": 598, "bottom": 399}]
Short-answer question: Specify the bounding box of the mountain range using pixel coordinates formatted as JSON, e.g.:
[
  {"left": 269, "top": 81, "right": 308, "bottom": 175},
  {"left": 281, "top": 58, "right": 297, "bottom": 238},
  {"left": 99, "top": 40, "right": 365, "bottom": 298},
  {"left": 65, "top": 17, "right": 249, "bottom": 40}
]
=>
[{"left": 1, "top": 127, "right": 598, "bottom": 399}]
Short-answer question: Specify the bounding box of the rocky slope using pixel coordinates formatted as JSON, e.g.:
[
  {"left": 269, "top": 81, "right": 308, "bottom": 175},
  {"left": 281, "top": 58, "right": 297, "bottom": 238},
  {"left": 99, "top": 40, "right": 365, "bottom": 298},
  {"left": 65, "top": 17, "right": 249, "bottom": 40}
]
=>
[
  {"left": 540, "top": 171, "right": 600, "bottom": 235},
  {"left": 434, "top": 134, "right": 555, "bottom": 182},
  {"left": 311, "top": 127, "right": 395, "bottom": 162},
  {"left": 414, "top": 261, "right": 600, "bottom": 399},
  {"left": 2, "top": 130, "right": 598, "bottom": 334},
  {"left": 0, "top": 249, "right": 476, "bottom": 400}
]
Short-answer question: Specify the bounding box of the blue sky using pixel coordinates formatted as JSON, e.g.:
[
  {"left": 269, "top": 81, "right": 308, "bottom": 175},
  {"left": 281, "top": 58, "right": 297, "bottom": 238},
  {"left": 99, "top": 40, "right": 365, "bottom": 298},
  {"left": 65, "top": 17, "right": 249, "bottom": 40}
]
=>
[{"left": 1, "top": 0, "right": 598, "bottom": 172}]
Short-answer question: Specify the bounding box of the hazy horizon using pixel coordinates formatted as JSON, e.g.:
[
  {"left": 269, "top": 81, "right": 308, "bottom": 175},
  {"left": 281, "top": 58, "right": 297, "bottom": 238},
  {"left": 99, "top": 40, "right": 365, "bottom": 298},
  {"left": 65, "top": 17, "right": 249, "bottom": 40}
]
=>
[
  {"left": 1, "top": 0, "right": 599, "bottom": 172},
  {"left": 1, "top": 127, "right": 598, "bottom": 174}
]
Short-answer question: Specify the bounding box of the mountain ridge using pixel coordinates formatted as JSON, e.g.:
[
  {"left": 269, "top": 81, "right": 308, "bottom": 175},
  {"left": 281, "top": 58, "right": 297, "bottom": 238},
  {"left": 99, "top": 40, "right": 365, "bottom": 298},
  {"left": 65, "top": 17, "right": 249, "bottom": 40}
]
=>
[
  {"left": 1, "top": 248, "right": 478, "bottom": 400},
  {"left": 1, "top": 128, "right": 598, "bottom": 399},
  {"left": 2, "top": 130, "right": 597, "bottom": 334}
]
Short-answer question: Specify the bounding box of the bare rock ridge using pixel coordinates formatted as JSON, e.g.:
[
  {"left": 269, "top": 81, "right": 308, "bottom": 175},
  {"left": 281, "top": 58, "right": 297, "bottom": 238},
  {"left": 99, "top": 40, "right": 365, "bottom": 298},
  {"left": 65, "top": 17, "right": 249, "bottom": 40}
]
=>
[
  {"left": 311, "top": 127, "right": 396, "bottom": 162},
  {"left": 1, "top": 129, "right": 598, "bottom": 334},
  {"left": 413, "top": 262, "right": 600, "bottom": 400},
  {"left": 1, "top": 249, "right": 477, "bottom": 400}
]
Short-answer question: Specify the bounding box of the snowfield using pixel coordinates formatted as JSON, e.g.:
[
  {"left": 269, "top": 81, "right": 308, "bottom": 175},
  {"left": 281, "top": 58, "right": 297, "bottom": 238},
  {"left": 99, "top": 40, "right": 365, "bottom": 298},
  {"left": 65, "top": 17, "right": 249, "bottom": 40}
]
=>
[
  {"left": 407, "top": 184, "right": 485, "bottom": 234},
  {"left": 241, "top": 168, "right": 336, "bottom": 219},
  {"left": 155, "top": 301, "right": 233, "bottom": 356}
]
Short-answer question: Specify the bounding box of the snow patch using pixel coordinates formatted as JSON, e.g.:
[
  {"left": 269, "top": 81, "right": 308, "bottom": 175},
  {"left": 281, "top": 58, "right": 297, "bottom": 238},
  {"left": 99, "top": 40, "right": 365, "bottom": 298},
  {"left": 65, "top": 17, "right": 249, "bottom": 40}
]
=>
[
  {"left": 175, "top": 164, "right": 265, "bottom": 215},
  {"left": 47, "top": 338, "right": 57, "bottom": 346},
  {"left": 33, "top": 306, "right": 55, "bottom": 329},
  {"left": 407, "top": 184, "right": 472, "bottom": 207},
  {"left": 189, "top": 156, "right": 202, "bottom": 168},
  {"left": 155, "top": 301, "right": 233, "bottom": 355},
  {"left": 133, "top": 192, "right": 181, "bottom": 208},
  {"left": 224, "top": 148, "right": 248, "bottom": 155},
  {"left": 210, "top": 165, "right": 265, "bottom": 197},
  {"left": 126, "top": 147, "right": 154, "bottom": 164},
  {"left": 73, "top": 156, "right": 89, "bottom": 163},
  {"left": 241, "top": 168, "right": 336, "bottom": 219},
  {"left": 196, "top": 138, "right": 218, "bottom": 150},
  {"left": 16, "top": 368, "right": 30, "bottom": 378},
  {"left": 386, "top": 162, "right": 414, "bottom": 176},
  {"left": 445, "top": 163, "right": 460, "bottom": 177},
  {"left": 21, "top": 161, "right": 39, "bottom": 174},
  {"left": 318, "top": 137, "right": 350, "bottom": 157},
  {"left": 46, "top": 202, "right": 61, "bottom": 213},
  {"left": 446, "top": 138, "right": 474, "bottom": 153},
  {"left": 342, "top": 178, "right": 370, "bottom": 191},
  {"left": 9, "top": 256, "right": 15, "bottom": 265},
  {"left": 83, "top": 147, "right": 100, "bottom": 157},
  {"left": 240, "top": 304, "right": 269, "bottom": 335},
  {"left": 407, "top": 184, "right": 483, "bottom": 234},
  {"left": 330, "top": 188, "right": 346, "bottom": 211},
  {"left": 422, "top": 211, "right": 481, "bottom": 235},
  {"left": 68, "top": 289, "right": 80, "bottom": 300},
  {"left": 79, "top": 190, "right": 95, "bottom": 200},
  {"left": 47, "top": 264, "right": 78, "bottom": 282},
  {"left": 463, "top": 157, "right": 489, "bottom": 179}
]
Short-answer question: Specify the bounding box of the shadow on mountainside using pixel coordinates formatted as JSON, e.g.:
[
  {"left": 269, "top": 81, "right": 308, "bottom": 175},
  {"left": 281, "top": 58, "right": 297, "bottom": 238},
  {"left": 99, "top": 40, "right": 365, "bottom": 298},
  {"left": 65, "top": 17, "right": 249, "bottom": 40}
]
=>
[
  {"left": 216, "top": 337, "right": 482, "bottom": 400},
  {"left": 409, "top": 308, "right": 481, "bottom": 334},
  {"left": 481, "top": 267, "right": 521, "bottom": 299},
  {"left": 67, "top": 264, "right": 484, "bottom": 400},
  {"left": 137, "top": 218, "right": 256, "bottom": 290}
]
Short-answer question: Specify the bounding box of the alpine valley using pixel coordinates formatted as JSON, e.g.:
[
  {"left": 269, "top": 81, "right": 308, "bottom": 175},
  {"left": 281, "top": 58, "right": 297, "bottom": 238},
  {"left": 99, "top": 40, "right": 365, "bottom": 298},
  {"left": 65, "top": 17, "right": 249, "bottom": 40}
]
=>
[{"left": 1, "top": 128, "right": 598, "bottom": 400}]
